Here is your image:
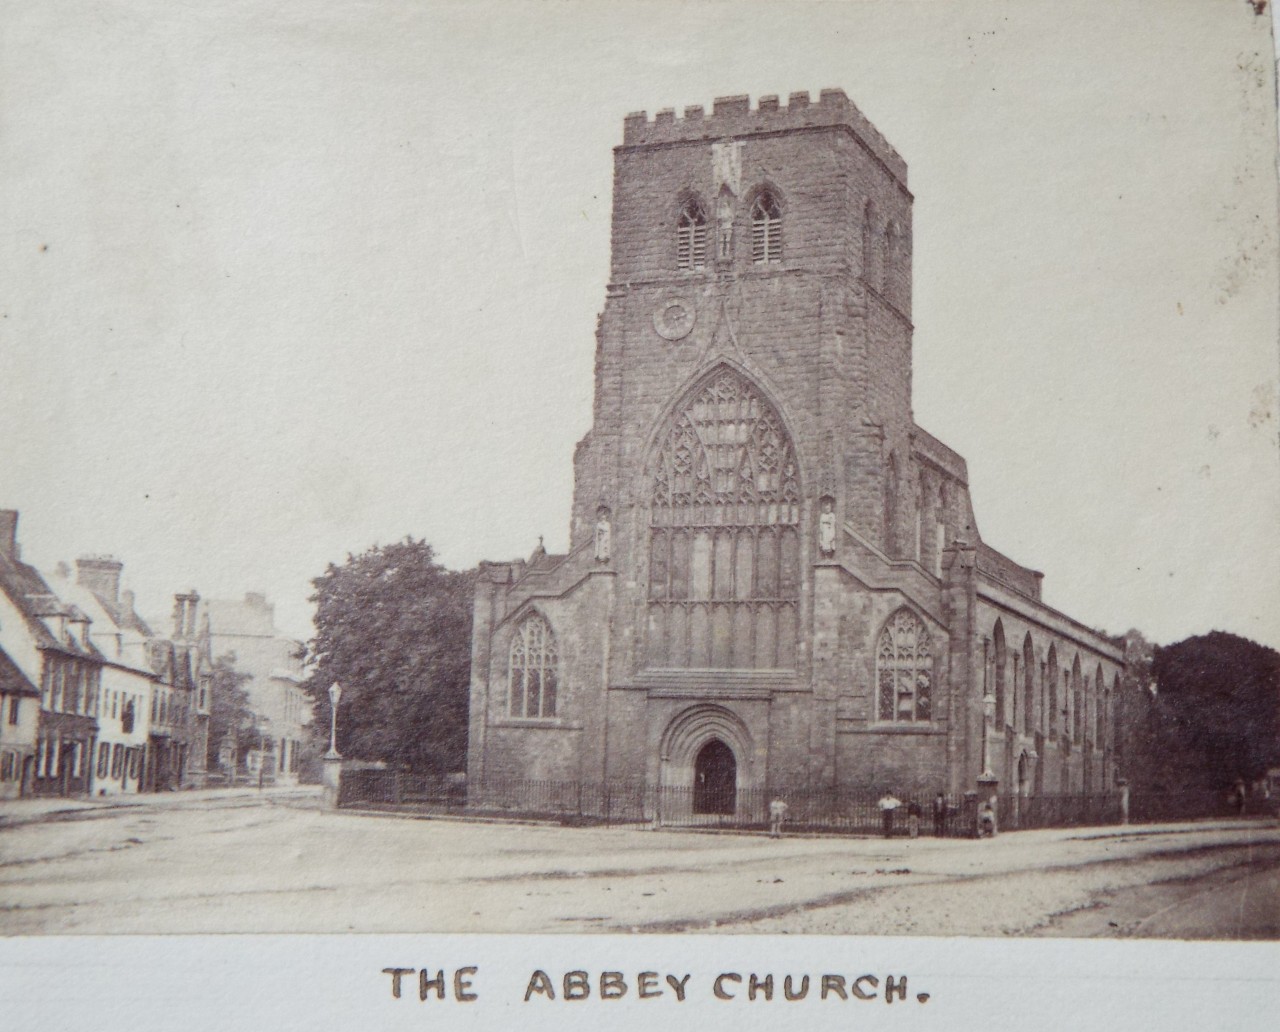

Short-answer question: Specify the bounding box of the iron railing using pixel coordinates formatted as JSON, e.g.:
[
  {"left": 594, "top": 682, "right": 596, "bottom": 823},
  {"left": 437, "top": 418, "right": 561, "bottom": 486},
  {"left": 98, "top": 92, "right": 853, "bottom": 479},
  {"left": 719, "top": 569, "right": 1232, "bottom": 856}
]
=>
[{"left": 336, "top": 771, "right": 1276, "bottom": 836}]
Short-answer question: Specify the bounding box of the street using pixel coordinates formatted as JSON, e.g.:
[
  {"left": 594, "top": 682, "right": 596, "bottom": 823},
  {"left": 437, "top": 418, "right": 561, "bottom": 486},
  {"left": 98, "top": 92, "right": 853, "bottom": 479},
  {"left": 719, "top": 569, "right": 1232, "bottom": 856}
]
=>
[{"left": 1, "top": 789, "right": 1277, "bottom": 937}]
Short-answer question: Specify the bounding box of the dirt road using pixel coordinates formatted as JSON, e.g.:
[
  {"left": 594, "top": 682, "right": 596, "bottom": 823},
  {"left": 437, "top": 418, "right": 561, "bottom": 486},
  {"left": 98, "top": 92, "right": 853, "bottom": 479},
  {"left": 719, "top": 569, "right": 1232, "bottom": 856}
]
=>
[{"left": 1, "top": 790, "right": 1276, "bottom": 937}]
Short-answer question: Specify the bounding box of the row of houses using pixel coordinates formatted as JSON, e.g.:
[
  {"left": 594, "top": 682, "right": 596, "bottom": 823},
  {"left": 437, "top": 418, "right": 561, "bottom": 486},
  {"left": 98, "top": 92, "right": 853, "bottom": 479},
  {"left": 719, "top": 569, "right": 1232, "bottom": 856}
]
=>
[{"left": 0, "top": 509, "right": 312, "bottom": 800}]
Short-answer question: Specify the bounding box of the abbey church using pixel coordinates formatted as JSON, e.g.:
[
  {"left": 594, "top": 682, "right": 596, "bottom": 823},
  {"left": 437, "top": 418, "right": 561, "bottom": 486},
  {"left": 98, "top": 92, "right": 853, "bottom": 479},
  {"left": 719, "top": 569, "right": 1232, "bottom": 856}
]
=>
[{"left": 466, "top": 90, "right": 1123, "bottom": 812}]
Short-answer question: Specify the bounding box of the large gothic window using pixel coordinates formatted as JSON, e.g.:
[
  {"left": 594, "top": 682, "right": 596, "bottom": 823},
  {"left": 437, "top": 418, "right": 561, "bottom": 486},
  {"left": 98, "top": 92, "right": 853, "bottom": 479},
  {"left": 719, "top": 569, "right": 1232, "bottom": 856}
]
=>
[
  {"left": 508, "top": 613, "right": 558, "bottom": 718},
  {"left": 876, "top": 608, "right": 933, "bottom": 722},
  {"left": 646, "top": 368, "right": 800, "bottom": 669},
  {"left": 676, "top": 201, "right": 708, "bottom": 270}
]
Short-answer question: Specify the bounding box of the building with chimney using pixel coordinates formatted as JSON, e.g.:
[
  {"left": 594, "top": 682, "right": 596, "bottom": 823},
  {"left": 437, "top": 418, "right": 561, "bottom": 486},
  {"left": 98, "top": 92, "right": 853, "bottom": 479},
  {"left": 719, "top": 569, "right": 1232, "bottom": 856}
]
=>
[
  {"left": 466, "top": 93, "right": 1124, "bottom": 817},
  {"left": 163, "top": 591, "right": 212, "bottom": 787},
  {"left": 0, "top": 511, "right": 104, "bottom": 797},
  {"left": 49, "top": 557, "right": 157, "bottom": 795}
]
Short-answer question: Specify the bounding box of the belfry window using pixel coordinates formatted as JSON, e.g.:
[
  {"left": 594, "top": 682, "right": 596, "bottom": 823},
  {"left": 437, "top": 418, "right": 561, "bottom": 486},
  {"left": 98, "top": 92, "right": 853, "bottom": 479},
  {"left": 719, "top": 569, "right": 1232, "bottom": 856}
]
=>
[
  {"left": 876, "top": 608, "right": 933, "bottom": 722},
  {"left": 509, "top": 613, "right": 558, "bottom": 718},
  {"left": 750, "top": 193, "right": 782, "bottom": 264},
  {"left": 646, "top": 367, "right": 801, "bottom": 669},
  {"left": 676, "top": 202, "right": 707, "bottom": 269}
]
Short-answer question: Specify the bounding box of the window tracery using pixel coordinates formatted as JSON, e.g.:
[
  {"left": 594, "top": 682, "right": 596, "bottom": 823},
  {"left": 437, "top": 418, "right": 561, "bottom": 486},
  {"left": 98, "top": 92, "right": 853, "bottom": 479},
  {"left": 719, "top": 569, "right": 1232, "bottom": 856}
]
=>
[
  {"left": 508, "top": 613, "right": 558, "bottom": 718},
  {"left": 876, "top": 608, "right": 933, "bottom": 722},
  {"left": 646, "top": 368, "right": 800, "bottom": 669}
]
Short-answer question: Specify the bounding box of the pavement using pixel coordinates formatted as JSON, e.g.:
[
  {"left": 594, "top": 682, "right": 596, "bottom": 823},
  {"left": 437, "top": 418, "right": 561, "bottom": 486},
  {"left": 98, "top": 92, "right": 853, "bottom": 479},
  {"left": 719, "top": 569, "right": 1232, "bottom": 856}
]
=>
[{"left": 0, "top": 788, "right": 1277, "bottom": 937}]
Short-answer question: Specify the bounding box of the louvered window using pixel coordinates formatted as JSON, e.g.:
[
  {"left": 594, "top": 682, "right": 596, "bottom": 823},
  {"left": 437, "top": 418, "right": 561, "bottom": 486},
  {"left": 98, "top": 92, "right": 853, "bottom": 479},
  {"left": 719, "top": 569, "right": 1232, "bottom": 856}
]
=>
[
  {"left": 676, "top": 203, "right": 707, "bottom": 269},
  {"left": 750, "top": 193, "right": 782, "bottom": 264}
]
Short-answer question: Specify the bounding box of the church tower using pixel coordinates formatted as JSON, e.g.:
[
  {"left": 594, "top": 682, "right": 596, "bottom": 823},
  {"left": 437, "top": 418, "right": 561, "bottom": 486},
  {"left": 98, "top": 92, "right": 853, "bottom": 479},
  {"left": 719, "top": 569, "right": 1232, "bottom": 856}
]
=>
[{"left": 466, "top": 92, "right": 1122, "bottom": 817}]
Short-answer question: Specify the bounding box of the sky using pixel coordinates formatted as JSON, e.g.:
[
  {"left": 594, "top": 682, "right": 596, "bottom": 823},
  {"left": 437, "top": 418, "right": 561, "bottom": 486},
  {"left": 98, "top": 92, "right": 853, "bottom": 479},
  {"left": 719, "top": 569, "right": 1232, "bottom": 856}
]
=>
[{"left": 1, "top": 0, "right": 1277, "bottom": 648}]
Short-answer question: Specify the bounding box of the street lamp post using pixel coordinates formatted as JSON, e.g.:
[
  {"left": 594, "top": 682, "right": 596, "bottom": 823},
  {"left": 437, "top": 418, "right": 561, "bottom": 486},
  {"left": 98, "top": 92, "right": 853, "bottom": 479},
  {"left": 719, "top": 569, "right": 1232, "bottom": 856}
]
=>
[{"left": 326, "top": 682, "right": 343, "bottom": 761}]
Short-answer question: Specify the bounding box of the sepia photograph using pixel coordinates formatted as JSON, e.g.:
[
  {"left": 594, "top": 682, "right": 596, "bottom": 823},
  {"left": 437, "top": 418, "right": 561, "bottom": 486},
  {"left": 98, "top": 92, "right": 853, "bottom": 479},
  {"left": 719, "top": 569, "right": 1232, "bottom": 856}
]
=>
[{"left": 1, "top": 0, "right": 1278, "bottom": 956}]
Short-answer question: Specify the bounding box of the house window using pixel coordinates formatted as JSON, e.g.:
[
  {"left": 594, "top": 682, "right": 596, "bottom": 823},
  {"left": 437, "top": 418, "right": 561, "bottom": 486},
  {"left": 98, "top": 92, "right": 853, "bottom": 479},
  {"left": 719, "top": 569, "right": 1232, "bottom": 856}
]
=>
[
  {"left": 676, "top": 201, "right": 707, "bottom": 269},
  {"left": 509, "top": 613, "right": 559, "bottom": 718},
  {"left": 646, "top": 367, "right": 801, "bottom": 669},
  {"left": 750, "top": 192, "right": 782, "bottom": 264},
  {"left": 876, "top": 608, "right": 934, "bottom": 722},
  {"left": 97, "top": 742, "right": 110, "bottom": 779},
  {"left": 111, "top": 743, "right": 123, "bottom": 779},
  {"left": 0, "top": 751, "right": 14, "bottom": 781},
  {"left": 7, "top": 695, "right": 17, "bottom": 725}
]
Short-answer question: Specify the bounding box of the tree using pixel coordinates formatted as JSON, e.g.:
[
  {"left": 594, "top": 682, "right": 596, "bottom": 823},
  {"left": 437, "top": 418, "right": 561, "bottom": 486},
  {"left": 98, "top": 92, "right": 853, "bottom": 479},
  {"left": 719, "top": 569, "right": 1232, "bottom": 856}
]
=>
[
  {"left": 1151, "top": 631, "right": 1280, "bottom": 789},
  {"left": 207, "top": 653, "right": 254, "bottom": 771},
  {"left": 301, "top": 538, "right": 474, "bottom": 774}
]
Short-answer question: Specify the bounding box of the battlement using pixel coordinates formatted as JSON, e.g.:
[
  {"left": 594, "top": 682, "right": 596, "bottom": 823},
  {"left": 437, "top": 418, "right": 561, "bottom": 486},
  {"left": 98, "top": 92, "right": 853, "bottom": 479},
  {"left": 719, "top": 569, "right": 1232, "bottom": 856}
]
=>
[{"left": 621, "top": 88, "right": 906, "bottom": 183}]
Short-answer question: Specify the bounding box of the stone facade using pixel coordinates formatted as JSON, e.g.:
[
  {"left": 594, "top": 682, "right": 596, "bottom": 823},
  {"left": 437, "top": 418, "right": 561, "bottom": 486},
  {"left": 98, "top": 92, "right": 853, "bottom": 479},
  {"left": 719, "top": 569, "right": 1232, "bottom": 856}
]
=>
[
  {"left": 203, "top": 593, "right": 310, "bottom": 784},
  {"left": 467, "top": 91, "right": 1123, "bottom": 809}
]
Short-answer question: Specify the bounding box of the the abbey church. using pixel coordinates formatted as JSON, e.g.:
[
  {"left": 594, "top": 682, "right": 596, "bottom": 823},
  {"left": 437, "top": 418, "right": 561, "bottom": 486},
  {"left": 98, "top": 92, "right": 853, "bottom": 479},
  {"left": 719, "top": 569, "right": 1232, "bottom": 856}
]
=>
[{"left": 466, "top": 90, "right": 1123, "bottom": 813}]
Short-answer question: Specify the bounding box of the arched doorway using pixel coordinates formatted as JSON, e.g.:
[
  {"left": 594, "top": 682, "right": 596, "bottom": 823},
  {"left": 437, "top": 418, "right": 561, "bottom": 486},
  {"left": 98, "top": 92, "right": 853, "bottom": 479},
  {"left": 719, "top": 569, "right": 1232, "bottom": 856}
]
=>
[{"left": 693, "top": 739, "right": 736, "bottom": 815}]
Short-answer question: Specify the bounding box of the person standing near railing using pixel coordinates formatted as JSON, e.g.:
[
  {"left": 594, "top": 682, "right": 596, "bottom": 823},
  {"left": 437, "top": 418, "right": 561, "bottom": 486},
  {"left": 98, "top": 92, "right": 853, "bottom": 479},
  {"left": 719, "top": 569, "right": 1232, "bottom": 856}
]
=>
[
  {"left": 906, "top": 798, "right": 922, "bottom": 838},
  {"left": 932, "top": 791, "right": 947, "bottom": 836},
  {"left": 769, "top": 797, "right": 789, "bottom": 838},
  {"left": 878, "top": 791, "right": 901, "bottom": 838}
]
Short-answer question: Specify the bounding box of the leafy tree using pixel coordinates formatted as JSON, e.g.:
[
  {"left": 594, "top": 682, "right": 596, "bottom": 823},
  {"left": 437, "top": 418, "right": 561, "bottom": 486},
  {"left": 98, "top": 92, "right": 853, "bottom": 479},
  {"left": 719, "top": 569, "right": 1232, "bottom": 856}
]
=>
[
  {"left": 301, "top": 538, "right": 474, "bottom": 774},
  {"left": 207, "top": 653, "right": 254, "bottom": 770},
  {"left": 1150, "top": 631, "right": 1280, "bottom": 789}
]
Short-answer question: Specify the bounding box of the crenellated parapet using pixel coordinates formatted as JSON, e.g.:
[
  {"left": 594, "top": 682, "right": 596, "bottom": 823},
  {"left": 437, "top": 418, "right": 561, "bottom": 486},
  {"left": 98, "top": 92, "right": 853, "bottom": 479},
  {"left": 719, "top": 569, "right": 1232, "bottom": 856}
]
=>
[{"left": 622, "top": 88, "right": 906, "bottom": 183}]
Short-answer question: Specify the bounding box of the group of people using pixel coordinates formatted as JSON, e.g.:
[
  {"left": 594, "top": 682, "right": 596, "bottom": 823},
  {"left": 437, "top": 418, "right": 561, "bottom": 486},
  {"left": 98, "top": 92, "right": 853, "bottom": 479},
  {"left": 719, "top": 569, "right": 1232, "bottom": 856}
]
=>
[
  {"left": 765, "top": 790, "right": 998, "bottom": 839},
  {"left": 876, "top": 791, "right": 997, "bottom": 839}
]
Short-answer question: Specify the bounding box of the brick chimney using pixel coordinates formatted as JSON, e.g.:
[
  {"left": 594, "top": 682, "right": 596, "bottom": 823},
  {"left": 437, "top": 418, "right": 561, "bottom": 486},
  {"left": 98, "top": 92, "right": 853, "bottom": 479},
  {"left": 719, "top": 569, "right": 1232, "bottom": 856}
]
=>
[
  {"left": 76, "top": 555, "right": 124, "bottom": 603},
  {"left": 0, "top": 510, "right": 17, "bottom": 561},
  {"left": 173, "top": 593, "right": 191, "bottom": 639},
  {"left": 186, "top": 590, "right": 200, "bottom": 638}
]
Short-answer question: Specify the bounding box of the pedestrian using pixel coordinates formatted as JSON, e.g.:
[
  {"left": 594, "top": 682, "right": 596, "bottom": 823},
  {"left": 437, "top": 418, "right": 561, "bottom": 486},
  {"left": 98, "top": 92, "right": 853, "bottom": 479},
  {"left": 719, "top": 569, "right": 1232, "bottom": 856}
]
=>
[
  {"left": 907, "top": 799, "right": 922, "bottom": 839},
  {"left": 978, "top": 800, "right": 997, "bottom": 838},
  {"left": 769, "top": 797, "right": 789, "bottom": 838},
  {"left": 877, "top": 790, "right": 902, "bottom": 839},
  {"left": 932, "top": 791, "right": 946, "bottom": 836},
  {"left": 1231, "top": 779, "right": 1247, "bottom": 817}
]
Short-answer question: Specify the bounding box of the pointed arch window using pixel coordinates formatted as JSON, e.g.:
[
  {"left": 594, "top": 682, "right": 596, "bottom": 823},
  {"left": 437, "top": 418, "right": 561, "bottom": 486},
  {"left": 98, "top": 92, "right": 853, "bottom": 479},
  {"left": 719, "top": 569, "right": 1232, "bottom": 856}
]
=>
[
  {"left": 1046, "top": 645, "right": 1059, "bottom": 737},
  {"left": 1093, "top": 666, "right": 1105, "bottom": 745},
  {"left": 883, "top": 221, "right": 900, "bottom": 297},
  {"left": 992, "top": 619, "right": 1007, "bottom": 728},
  {"left": 1022, "top": 634, "right": 1035, "bottom": 735},
  {"left": 647, "top": 367, "right": 800, "bottom": 669},
  {"left": 877, "top": 608, "right": 933, "bottom": 723},
  {"left": 508, "top": 613, "right": 558, "bottom": 718},
  {"left": 750, "top": 192, "right": 782, "bottom": 264},
  {"left": 1071, "top": 656, "right": 1083, "bottom": 744},
  {"left": 676, "top": 201, "right": 708, "bottom": 270}
]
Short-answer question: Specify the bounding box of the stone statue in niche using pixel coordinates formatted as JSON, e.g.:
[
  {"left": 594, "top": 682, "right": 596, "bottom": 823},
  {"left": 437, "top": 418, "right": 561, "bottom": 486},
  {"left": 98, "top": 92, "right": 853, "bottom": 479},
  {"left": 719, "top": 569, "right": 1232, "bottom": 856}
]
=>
[
  {"left": 818, "top": 496, "right": 836, "bottom": 557},
  {"left": 716, "top": 188, "right": 734, "bottom": 261},
  {"left": 594, "top": 506, "right": 612, "bottom": 563}
]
